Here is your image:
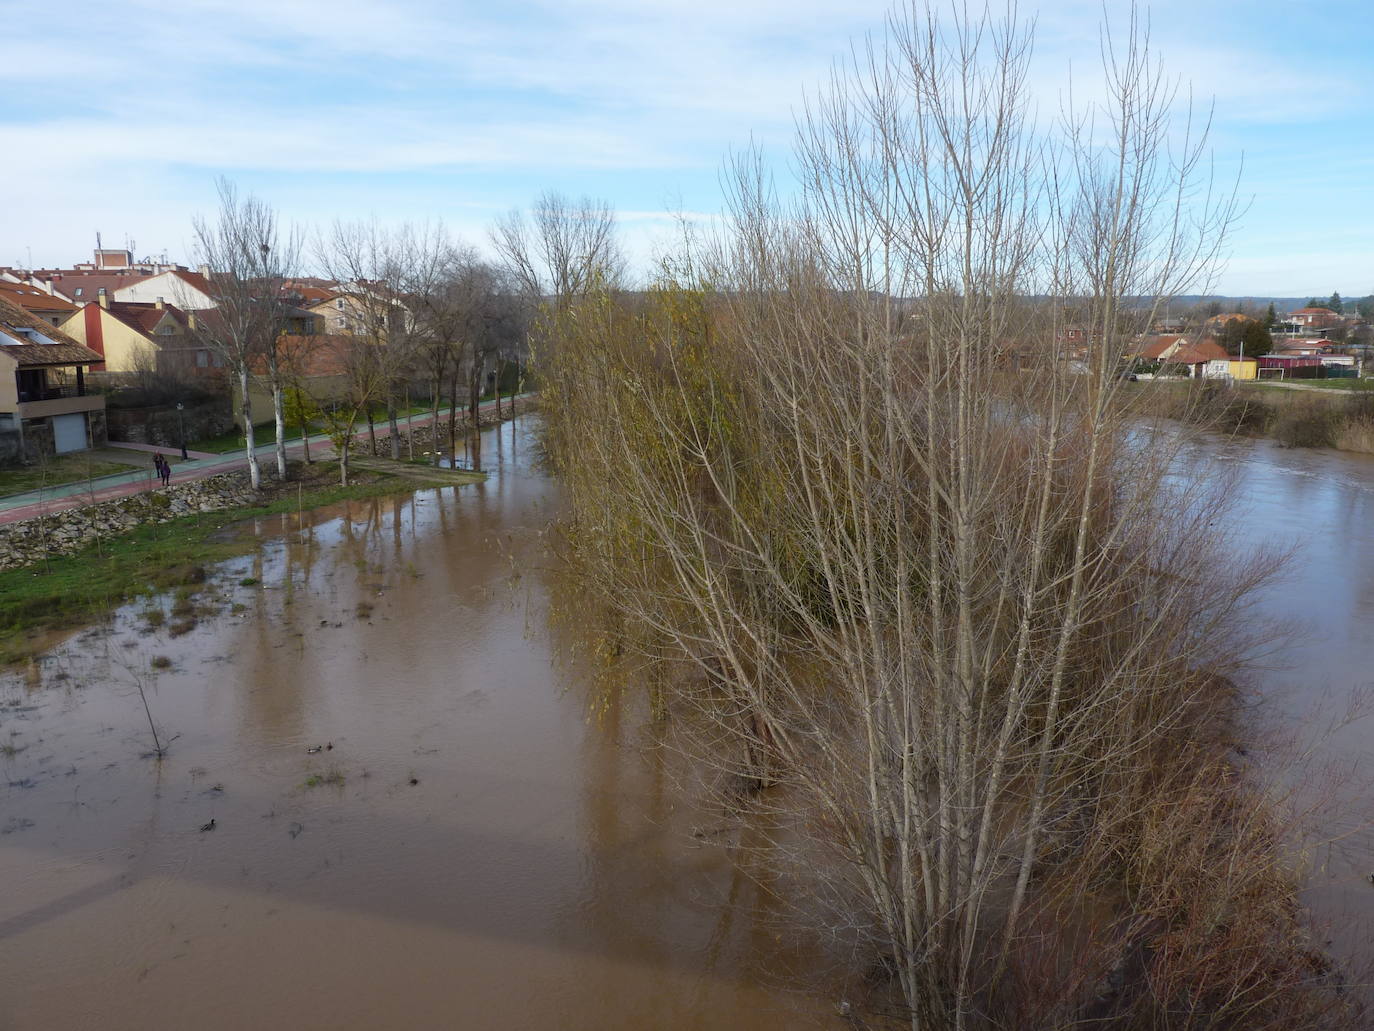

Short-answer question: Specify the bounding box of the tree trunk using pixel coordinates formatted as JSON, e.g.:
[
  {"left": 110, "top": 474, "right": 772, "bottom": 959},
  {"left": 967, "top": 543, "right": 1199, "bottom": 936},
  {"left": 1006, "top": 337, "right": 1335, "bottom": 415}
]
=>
[
  {"left": 431, "top": 372, "right": 443, "bottom": 466},
  {"left": 301, "top": 416, "right": 312, "bottom": 464},
  {"left": 338, "top": 437, "right": 350, "bottom": 486},
  {"left": 238, "top": 364, "right": 260, "bottom": 490},
  {"left": 448, "top": 366, "right": 460, "bottom": 467},
  {"left": 387, "top": 395, "right": 401, "bottom": 461},
  {"left": 271, "top": 378, "right": 287, "bottom": 480},
  {"left": 366, "top": 404, "right": 377, "bottom": 454},
  {"left": 468, "top": 373, "right": 482, "bottom": 472}
]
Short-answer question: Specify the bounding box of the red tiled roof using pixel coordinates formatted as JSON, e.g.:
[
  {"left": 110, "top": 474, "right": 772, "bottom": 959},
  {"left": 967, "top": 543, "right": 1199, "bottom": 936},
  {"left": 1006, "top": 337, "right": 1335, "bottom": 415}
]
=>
[
  {"left": 1168, "top": 339, "right": 1229, "bottom": 364},
  {"left": 0, "top": 297, "right": 103, "bottom": 366},
  {"left": 1137, "top": 335, "right": 1187, "bottom": 359},
  {"left": 103, "top": 301, "right": 194, "bottom": 337},
  {"left": 0, "top": 282, "right": 77, "bottom": 313}
]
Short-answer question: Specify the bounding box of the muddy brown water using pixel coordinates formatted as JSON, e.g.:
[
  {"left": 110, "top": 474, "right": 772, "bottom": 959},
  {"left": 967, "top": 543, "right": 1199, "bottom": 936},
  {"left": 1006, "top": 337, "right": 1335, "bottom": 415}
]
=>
[
  {"left": 7, "top": 419, "right": 1374, "bottom": 1028},
  {"left": 0, "top": 419, "right": 840, "bottom": 1031}
]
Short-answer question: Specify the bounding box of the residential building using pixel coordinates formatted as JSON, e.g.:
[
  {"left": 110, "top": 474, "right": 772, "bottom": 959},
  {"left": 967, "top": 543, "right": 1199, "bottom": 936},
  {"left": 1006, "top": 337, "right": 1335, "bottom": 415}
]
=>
[
  {"left": 1287, "top": 307, "right": 1340, "bottom": 330},
  {"left": 0, "top": 297, "right": 106, "bottom": 460},
  {"left": 112, "top": 268, "right": 218, "bottom": 310},
  {"left": 0, "top": 282, "right": 78, "bottom": 327},
  {"left": 59, "top": 296, "right": 220, "bottom": 378},
  {"left": 1134, "top": 334, "right": 1229, "bottom": 377}
]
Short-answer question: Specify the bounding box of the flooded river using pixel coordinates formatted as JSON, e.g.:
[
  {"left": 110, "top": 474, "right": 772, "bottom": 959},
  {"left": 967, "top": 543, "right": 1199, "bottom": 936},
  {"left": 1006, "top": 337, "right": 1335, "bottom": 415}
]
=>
[
  {"left": 0, "top": 419, "right": 837, "bottom": 1030},
  {"left": 5, "top": 419, "right": 1374, "bottom": 1028}
]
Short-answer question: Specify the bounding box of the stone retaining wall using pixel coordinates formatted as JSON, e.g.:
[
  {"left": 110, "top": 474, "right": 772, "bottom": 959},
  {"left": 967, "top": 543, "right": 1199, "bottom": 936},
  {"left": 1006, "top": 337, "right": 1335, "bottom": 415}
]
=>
[
  {"left": 352, "top": 396, "right": 536, "bottom": 458},
  {"left": 106, "top": 399, "right": 235, "bottom": 448},
  {"left": 0, "top": 472, "right": 256, "bottom": 572}
]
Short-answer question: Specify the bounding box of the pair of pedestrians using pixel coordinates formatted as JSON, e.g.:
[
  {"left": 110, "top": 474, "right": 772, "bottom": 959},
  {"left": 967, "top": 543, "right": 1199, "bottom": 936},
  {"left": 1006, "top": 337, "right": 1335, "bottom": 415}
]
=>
[{"left": 152, "top": 453, "right": 172, "bottom": 487}]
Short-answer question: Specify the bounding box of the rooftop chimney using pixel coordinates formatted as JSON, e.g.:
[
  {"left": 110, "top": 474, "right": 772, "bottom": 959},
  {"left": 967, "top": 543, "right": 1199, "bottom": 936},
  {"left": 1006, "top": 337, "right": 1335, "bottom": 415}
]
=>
[
  {"left": 197, "top": 263, "right": 212, "bottom": 280},
  {"left": 155, "top": 296, "right": 165, "bottom": 310},
  {"left": 97, "top": 288, "right": 109, "bottom": 310}
]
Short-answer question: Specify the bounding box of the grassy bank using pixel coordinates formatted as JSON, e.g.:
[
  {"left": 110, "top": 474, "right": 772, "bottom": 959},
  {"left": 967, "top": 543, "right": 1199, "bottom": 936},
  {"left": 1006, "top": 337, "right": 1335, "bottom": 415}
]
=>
[
  {"left": 0, "top": 452, "right": 138, "bottom": 496},
  {"left": 0, "top": 459, "right": 479, "bottom": 664},
  {"left": 1136, "top": 379, "right": 1374, "bottom": 452}
]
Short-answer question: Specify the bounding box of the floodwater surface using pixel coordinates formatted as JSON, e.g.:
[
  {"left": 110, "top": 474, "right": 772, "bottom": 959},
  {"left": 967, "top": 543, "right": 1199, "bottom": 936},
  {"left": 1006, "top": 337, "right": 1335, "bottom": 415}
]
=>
[
  {"left": 7, "top": 419, "right": 1374, "bottom": 1028},
  {"left": 0, "top": 419, "right": 839, "bottom": 1030}
]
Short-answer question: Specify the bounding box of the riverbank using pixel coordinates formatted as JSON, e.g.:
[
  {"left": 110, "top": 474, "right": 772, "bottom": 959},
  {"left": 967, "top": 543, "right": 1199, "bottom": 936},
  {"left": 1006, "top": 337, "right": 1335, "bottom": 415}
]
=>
[
  {"left": 0, "top": 457, "right": 482, "bottom": 665},
  {"left": 1136, "top": 378, "right": 1374, "bottom": 453}
]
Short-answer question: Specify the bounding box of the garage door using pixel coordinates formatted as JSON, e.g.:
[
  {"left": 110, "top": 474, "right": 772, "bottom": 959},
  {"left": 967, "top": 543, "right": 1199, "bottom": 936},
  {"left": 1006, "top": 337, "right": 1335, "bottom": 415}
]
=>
[{"left": 51, "top": 413, "right": 88, "bottom": 454}]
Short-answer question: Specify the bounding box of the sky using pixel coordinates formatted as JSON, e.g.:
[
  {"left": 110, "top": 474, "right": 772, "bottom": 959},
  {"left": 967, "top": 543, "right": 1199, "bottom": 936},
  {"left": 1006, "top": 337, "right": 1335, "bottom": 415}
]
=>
[{"left": 0, "top": 0, "right": 1369, "bottom": 297}]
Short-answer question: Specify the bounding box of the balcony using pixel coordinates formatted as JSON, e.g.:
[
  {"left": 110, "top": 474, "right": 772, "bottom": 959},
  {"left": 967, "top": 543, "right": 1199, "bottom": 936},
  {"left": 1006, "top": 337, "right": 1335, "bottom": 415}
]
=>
[
  {"left": 17, "top": 385, "right": 86, "bottom": 403},
  {"left": 15, "top": 390, "right": 105, "bottom": 420}
]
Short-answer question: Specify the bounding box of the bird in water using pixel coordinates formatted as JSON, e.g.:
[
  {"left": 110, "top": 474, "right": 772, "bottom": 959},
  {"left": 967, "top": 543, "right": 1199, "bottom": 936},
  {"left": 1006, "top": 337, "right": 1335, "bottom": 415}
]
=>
[
  {"left": 307, "top": 745, "right": 322, "bottom": 754},
  {"left": 200, "top": 819, "right": 216, "bottom": 832}
]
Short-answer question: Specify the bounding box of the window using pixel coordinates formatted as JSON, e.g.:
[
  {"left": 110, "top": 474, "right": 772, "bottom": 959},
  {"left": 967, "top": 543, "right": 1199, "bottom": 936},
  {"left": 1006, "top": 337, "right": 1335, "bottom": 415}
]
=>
[
  {"left": 196, "top": 350, "right": 208, "bottom": 368},
  {"left": 336, "top": 298, "right": 344, "bottom": 310},
  {"left": 74, "top": 288, "right": 83, "bottom": 297}
]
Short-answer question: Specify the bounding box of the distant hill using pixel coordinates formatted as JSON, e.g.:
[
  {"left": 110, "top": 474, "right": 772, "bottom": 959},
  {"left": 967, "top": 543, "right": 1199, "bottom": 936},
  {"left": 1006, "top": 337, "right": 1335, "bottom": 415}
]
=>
[{"left": 1141, "top": 296, "right": 1311, "bottom": 310}]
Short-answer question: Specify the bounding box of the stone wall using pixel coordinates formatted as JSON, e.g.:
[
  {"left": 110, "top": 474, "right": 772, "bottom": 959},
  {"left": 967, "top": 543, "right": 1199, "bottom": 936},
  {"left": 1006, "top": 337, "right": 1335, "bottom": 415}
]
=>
[
  {"left": 106, "top": 399, "right": 235, "bottom": 447},
  {"left": 352, "top": 396, "right": 536, "bottom": 458},
  {"left": 0, "top": 472, "right": 257, "bottom": 572}
]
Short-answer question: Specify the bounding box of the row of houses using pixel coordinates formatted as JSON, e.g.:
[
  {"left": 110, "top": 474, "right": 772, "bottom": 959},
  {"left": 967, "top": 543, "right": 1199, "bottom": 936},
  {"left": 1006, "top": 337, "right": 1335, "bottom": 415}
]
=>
[
  {"left": 0, "top": 246, "right": 385, "bottom": 462},
  {"left": 1132, "top": 332, "right": 1359, "bottom": 380}
]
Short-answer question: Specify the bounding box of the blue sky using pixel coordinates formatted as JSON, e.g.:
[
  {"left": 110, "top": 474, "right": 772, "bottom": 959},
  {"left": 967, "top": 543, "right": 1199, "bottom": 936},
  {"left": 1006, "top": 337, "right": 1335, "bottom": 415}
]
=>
[{"left": 0, "top": 0, "right": 1369, "bottom": 297}]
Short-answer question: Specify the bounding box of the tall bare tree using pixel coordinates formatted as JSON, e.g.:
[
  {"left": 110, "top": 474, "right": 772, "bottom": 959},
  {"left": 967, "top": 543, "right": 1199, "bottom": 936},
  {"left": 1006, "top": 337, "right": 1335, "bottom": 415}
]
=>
[
  {"left": 191, "top": 178, "right": 301, "bottom": 487},
  {"left": 536, "top": 5, "right": 1343, "bottom": 1029},
  {"left": 317, "top": 220, "right": 421, "bottom": 461},
  {"left": 492, "top": 191, "right": 623, "bottom": 309}
]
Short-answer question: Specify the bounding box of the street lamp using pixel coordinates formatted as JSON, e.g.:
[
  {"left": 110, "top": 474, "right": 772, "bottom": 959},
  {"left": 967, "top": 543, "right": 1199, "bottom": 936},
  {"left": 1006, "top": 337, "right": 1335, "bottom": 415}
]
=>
[{"left": 176, "top": 402, "right": 188, "bottom": 460}]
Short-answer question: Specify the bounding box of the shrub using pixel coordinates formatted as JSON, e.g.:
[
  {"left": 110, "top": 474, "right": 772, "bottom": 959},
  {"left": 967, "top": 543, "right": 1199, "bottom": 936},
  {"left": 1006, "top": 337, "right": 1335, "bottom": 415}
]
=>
[{"left": 1271, "top": 398, "right": 1338, "bottom": 448}]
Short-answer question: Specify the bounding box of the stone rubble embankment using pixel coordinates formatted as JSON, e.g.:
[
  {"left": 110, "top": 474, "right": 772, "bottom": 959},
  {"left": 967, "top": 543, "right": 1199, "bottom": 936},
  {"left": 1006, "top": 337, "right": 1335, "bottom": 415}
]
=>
[
  {"left": 351, "top": 395, "right": 535, "bottom": 457},
  {"left": 0, "top": 472, "right": 255, "bottom": 572}
]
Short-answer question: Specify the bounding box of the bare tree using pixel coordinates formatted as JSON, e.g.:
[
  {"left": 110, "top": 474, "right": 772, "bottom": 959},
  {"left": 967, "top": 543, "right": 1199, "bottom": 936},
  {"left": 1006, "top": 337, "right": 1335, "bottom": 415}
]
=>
[
  {"left": 403, "top": 228, "right": 478, "bottom": 466},
  {"left": 492, "top": 191, "right": 623, "bottom": 309},
  {"left": 316, "top": 220, "right": 422, "bottom": 461},
  {"left": 191, "top": 178, "right": 300, "bottom": 488},
  {"left": 536, "top": 5, "right": 1344, "bottom": 1029}
]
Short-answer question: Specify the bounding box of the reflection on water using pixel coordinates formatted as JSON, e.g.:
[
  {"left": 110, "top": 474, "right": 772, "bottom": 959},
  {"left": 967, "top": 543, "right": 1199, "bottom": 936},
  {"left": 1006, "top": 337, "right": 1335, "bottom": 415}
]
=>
[
  {"left": 1184, "top": 433, "right": 1374, "bottom": 977},
  {"left": 9, "top": 420, "right": 1374, "bottom": 1027},
  {"left": 0, "top": 418, "right": 838, "bottom": 1031}
]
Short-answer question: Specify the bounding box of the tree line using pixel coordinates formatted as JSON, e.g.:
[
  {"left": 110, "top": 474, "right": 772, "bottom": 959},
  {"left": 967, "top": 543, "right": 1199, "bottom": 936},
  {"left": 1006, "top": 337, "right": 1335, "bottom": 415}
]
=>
[{"left": 186, "top": 182, "right": 598, "bottom": 486}]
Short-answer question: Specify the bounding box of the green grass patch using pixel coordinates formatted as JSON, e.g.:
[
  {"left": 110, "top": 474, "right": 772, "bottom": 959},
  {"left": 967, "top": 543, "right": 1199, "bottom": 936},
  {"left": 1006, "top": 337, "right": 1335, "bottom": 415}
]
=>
[
  {"left": 0, "top": 461, "right": 462, "bottom": 665},
  {"left": 0, "top": 454, "right": 138, "bottom": 498},
  {"left": 188, "top": 420, "right": 312, "bottom": 454}
]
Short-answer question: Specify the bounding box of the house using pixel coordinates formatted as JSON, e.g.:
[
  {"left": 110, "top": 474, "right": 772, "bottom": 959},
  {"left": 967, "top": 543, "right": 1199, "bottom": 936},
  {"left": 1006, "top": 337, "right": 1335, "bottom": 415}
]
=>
[
  {"left": 59, "top": 296, "right": 220, "bottom": 378},
  {"left": 305, "top": 292, "right": 401, "bottom": 336},
  {"left": 0, "top": 297, "right": 106, "bottom": 461},
  {"left": 112, "top": 268, "right": 218, "bottom": 310},
  {"left": 0, "top": 282, "right": 78, "bottom": 327},
  {"left": 1134, "top": 335, "right": 1229, "bottom": 377},
  {"left": 1287, "top": 307, "right": 1340, "bottom": 330},
  {"left": 1274, "top": 339, "right": 1332, "bottom": 357}
]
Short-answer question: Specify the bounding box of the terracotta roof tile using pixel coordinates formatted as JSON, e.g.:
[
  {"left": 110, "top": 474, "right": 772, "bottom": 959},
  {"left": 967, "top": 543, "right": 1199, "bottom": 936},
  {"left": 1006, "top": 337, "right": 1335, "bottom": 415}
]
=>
[{"left": 0, "top": 297, "right": 104, "bottom": 366}]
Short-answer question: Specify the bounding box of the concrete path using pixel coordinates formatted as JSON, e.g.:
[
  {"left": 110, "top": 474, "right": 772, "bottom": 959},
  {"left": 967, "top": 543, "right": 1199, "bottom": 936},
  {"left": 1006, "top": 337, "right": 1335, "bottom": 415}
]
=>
[{"left": 0, "top": 395, "right": 528, "bottom": 526}]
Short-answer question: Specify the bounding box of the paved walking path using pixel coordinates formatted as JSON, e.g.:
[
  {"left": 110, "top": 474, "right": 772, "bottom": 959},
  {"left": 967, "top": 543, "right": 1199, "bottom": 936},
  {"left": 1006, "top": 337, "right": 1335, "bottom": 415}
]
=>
[{"left": 0, "top": 395, "right": 528, "bottom": 527}]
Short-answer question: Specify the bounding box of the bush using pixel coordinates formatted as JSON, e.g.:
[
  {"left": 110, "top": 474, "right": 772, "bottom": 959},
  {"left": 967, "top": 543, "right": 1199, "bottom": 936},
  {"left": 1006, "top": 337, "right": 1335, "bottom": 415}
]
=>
[{"left": 1271, "top": 398, "right": 1338, "bottom": 448}]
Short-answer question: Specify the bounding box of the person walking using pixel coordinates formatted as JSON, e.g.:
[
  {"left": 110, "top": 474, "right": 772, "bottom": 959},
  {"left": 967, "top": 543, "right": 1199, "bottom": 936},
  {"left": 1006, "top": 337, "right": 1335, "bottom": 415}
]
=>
[
  {"left": 161, "top": 455, "right": 172, "bottom": 487},
  {"left": 153, "top": 453, "right": 170, "bottom": 487}
]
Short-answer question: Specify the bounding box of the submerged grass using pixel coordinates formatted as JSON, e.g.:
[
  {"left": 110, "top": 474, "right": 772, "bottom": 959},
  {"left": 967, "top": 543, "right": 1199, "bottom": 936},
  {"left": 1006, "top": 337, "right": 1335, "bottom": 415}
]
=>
[{"left": 0, "top": 460, "right": 471, "bottom": 664}]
